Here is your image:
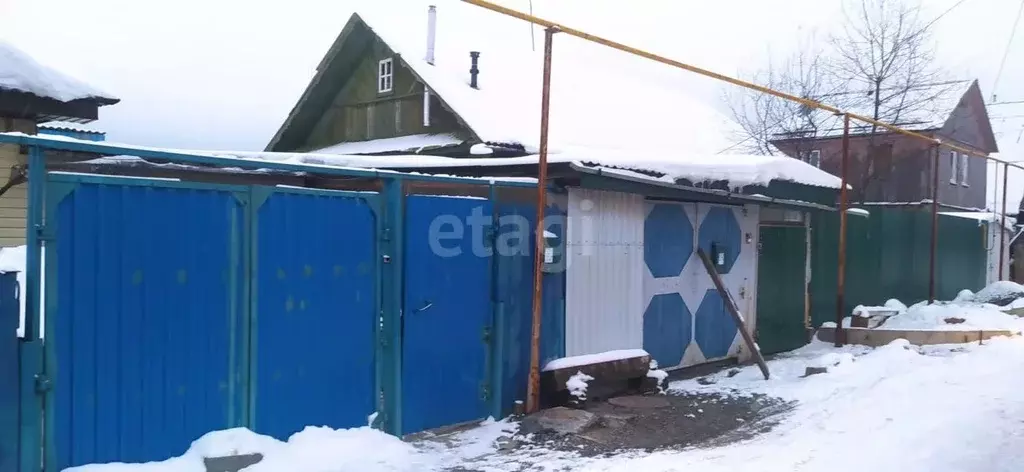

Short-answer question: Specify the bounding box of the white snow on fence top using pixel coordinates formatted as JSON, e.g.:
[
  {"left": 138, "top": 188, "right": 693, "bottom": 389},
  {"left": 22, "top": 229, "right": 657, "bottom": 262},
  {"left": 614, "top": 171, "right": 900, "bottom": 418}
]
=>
[
  {"left": 0, "top": 41, "right": 116, "bottom": 103},
  {"left": 354, "top": 3, "right": 739, "bottom": 155},
  {"left": 940, "top": 211, "right": 1016, "bottom": 233},
  {"left": 312, "top": 133, "right": 463, "bottom": 155},
  {"left": 543, "top": 349, "right": 650, "bottom": 372}
]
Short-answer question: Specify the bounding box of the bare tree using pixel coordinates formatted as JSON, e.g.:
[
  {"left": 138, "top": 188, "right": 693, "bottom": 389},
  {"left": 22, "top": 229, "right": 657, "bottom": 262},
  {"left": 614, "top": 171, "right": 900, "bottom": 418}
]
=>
[{"left": 726, "top": 0, "right": 963, "bottom": 202}]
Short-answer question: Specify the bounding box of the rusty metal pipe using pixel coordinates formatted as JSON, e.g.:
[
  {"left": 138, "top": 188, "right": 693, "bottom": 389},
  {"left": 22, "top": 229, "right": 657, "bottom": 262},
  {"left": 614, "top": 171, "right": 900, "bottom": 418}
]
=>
[
  {"left": 929, "top": 145, "right": 940, "bottom": 304},
  {"left": 835, "top": 114, "right": 850, "bottom": 347},
  {"left": 1001, "top": 162, "right": 1009, "bottom": 281},
  {"left": 526, "top": 27, "right": 555, "bottom": 414},
  {"left": 459, "top": 0, "right": 1023, "bottom": 172}
]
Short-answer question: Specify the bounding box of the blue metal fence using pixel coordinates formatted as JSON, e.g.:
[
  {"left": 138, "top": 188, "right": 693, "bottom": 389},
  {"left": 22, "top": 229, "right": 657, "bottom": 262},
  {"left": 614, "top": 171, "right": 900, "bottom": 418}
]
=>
[
  {"left": 47, "top": 178, "right": 247, "bottom": 469},
  {"left": 250, "top": 188, "right": 379, "bottom": 439},
  {"left": 3, "top": 135, "right": 567, "bottom": 471},
  {"left": 0, "top": 273, "right": 19, "bottom": 472}
]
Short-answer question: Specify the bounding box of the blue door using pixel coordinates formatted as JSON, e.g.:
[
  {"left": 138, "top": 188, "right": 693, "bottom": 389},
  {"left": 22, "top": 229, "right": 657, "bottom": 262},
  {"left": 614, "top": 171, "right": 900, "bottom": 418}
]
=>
[
  {"left": 251, "top": 189, "right": 378, "bottom": 439},
  {"left": 402, "top": 195, "right": 491, "bottom": 434},
  {"left": 48, "top": 180, "right": 246, "bottom": 470}
]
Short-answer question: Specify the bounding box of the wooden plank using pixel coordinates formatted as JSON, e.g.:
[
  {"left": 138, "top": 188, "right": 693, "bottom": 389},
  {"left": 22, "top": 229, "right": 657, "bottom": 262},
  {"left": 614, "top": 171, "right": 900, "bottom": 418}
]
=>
[{"left": 696, "top": 247, "right": 770, "bottom": 380}]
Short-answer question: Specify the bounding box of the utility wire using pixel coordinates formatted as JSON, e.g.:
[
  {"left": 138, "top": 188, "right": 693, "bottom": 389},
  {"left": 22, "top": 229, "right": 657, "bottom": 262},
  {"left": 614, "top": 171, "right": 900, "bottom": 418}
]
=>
[
  {"left": 992, "top": 0, "right": 1024, "bottom": 100},
  {"left": 920, "top": 0, "right": 973, "bottom": 32}
]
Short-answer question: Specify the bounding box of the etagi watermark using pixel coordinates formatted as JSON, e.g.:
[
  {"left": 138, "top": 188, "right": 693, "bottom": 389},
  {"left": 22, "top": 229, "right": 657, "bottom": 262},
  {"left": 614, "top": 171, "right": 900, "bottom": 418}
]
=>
[{"left": 424, "top": 200, "right": 597, "bottom": 267}]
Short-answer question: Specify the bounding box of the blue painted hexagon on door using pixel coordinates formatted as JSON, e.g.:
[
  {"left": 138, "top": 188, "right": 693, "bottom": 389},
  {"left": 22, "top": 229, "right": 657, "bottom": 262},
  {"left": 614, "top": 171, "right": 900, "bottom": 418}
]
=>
[
  {"left": 643, "top": 293, "right": 692, "bottom": 368},
  {"left": 644, "top": 204, "right": 694, "bottom": 278},
  {"left": 694, "top": 289, "right": 738, "bottom": 360},
  {"left": 697, "top": 207, "right": 742, "bottom": 274}
]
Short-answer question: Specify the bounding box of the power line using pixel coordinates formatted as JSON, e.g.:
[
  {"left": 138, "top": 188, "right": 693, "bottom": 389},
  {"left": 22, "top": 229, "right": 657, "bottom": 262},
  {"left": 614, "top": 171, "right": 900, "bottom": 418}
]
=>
[
  {"left": 920, "top": 0, "right": 973, "bottom": 32},
  {"left": 992, "top": 0, "right": 1024, "bottom": 100}
]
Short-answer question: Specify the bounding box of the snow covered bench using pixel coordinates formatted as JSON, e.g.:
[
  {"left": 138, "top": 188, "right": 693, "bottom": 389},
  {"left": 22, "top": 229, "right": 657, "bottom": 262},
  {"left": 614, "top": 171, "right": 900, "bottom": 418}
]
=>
[{"left": 540, "top": 349, "right": 656, "bottom": 407}]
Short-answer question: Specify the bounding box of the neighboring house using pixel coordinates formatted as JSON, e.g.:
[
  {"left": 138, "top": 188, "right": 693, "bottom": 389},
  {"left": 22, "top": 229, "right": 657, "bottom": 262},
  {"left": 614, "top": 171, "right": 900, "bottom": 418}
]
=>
[
  {"left": 0, "top": 41, "right": 118, "bottom": 246},
  {"left": 770, "top": 80, "right": 998, "bottom": 209},
  {"left": 266, "top": 5, "right": 738, "bottom": 157}
]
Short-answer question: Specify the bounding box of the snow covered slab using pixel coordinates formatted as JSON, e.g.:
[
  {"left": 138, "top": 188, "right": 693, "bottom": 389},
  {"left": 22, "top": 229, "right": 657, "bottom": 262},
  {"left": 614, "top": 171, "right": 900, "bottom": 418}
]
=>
[
  {"left": 543, "top": 349, "right": 650, "bottom": 372},
  {"left": 816, "top": 326, "right": 1015, "bottom": 347},
  {"left": 0, "top": 41, "right": 117, "bottom": 103}
]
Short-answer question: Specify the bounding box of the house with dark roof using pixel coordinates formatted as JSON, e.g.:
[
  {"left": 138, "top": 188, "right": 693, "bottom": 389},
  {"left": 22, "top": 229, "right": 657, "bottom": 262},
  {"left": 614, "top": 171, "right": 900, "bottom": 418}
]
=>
[
  {"left": 0, "top": 41, "right": 118, "bottom": 245},
  {"left": 770, "top": 80, "right": 998, "bottom": 209}
]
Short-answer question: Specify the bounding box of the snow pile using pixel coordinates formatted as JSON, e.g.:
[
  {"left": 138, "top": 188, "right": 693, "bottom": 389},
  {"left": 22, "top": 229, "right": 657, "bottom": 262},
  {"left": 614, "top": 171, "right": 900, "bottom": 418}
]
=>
[
  {"left": 646, "top": 360, "right": 669, "bottom": 391},
  {"left": 0, "top": 245, "right": 26, "bottom": 338},
  {"left": 566, "top": 371, "right": 594, "bottom": 402},
  {"left": 0, "top": 41, "right": 116, "bottom": 103},
  {"left": 542, "top": 349, "right": 649, "bottom": 371},
  {"left": 884, "top": 298, "right": 908, "bottom": 312},
  {"left": 69, "top": 419, "right": 520, "bottom": 472},
  {"left": 66, "top": 426, "right": 425, "bottom": 472},
  {"left": 954, "top": 289, "right": 975, "bottom": 302},
  {"left": 880, "top": 303, "right": 1022, "bottom": 332},
  {"left": 973, "top": 281, "right": 1024, "bottom": 305}
]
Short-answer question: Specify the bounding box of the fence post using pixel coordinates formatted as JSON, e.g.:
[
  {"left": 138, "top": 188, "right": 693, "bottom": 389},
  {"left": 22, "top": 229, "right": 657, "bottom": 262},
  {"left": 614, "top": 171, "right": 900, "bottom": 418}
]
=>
[{"left": 380, "top": 178, "right": 404, "bottom": 435}]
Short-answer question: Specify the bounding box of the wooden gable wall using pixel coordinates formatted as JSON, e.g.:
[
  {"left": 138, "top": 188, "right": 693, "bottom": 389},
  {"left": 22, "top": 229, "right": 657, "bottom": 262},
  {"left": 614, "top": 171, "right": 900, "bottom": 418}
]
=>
[{"left": 299, "top": 37, "right": 469, "bottom": 151}]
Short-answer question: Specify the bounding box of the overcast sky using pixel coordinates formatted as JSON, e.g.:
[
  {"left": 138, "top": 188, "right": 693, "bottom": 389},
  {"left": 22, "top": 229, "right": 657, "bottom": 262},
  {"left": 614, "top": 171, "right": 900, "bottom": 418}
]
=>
[{"left": 1, "top": 0, "right": 1022, "bottom": 209}]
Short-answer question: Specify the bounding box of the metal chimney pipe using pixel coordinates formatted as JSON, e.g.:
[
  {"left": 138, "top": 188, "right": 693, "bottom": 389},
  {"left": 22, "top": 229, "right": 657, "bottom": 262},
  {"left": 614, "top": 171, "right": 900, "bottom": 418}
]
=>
[
  {"left": 425, "top": 5, "right": 437, "bottom": 65},
  {"left": 423, "top": 5, "right": 436, "bottom": 128},
  {"left": 470, "top": 51, "right": 480, "bottom": 89}
]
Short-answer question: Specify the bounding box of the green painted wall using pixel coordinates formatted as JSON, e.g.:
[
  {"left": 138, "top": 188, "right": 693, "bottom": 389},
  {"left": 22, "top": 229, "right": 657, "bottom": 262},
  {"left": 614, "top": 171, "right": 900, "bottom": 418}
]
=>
[
  {"left": 301, "top": 38, "right": 469, "bottom": 151},
  {"left": 808, "top": 206, "right": 987, "bottom": 328}
]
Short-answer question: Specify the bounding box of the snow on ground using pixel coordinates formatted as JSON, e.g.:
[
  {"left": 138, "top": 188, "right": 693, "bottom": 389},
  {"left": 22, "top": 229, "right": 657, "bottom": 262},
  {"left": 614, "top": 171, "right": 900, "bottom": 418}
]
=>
[
  {"left": 0, "top": 245, "right": 26, "bottom": 337},
  {"left": 65, "top": 336, "right": 1024, "bottom": 472},
  {"left": 880, "top": 302, "right": 1023, "bottom": 331}
]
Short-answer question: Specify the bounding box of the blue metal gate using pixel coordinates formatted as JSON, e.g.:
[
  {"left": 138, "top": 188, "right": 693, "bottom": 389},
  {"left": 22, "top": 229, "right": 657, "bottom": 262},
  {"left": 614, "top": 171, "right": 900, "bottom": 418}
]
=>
[
  {"left": 0, "top": 273, "right": 18, "bottom": 472},
  {"left": 250, "top": 187, "right": 379, "bottom": 439},
  {"left": 46, "top": 176, "right": 247, "bottom": 470},
  {"left": 401, "top": 195, "right": 492, "bottom": 434}
]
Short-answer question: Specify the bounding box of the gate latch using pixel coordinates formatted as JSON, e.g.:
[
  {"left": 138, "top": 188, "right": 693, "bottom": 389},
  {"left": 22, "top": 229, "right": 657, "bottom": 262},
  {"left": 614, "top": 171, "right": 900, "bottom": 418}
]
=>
[{"left": 35, "top": 374, "right": 52, "bottom": 393}]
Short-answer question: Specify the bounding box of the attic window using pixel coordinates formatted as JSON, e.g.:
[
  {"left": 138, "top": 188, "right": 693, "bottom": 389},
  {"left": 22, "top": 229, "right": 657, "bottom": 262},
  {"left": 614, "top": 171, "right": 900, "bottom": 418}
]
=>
[{"left": 378, "top": 58, "right": 393, "bottom": 94}]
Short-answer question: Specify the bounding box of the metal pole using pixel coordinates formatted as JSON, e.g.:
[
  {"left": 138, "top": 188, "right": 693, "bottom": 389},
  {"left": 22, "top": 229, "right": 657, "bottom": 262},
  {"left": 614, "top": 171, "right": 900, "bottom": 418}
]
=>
[
  {"left": 1001, "top": 162, "right": 1009, "bottom": 280},
  {"left": 526, "top": 26, "right": 555, "bottom": 414},
  {"left": 928, "top": 144, "right": 940, "bottom": 304},
  {"left": 835, "top": 114, "right": 850, "bottom": 347}
]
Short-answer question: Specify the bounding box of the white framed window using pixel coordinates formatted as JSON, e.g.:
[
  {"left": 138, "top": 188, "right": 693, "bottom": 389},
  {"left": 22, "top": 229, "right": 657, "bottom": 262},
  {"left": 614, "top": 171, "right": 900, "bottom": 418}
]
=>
[
  {"left": 949, "top": 151, "right": 957, "bottom": 185},
  {"left": 809, "top": 150, "right": 821, "bottom": 168},
  {"left": 959, "top": 153, "right": 969, "bottom": 186},
  {"left": 377, "top": 58, "right": 393, "bottom": 94}
]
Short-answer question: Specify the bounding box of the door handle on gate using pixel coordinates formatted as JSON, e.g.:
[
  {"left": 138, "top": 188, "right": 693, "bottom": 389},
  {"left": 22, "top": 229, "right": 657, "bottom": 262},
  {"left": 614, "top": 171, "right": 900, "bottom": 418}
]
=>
[{"left": 414, "top": 301, "right": 433, "bottom": 313}]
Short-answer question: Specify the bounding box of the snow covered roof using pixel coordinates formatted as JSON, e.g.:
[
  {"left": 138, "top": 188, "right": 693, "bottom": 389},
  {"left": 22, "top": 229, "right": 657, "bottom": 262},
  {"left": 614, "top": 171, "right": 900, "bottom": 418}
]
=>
[
  {"left": 776, "top": 80, "right": 977, "bottom": 139},
  {"left": 38, "top": 121, "right": 105, "bottom": 135},
  {"left": 0, "top": 41, "right": 118, "bottom": 104},
  {"left": 244, "top": 146, "right": 842, "bottom": 190},
  {"left": 313, "top": 133, "right": 463, "bottom": 154},
  {"left": 270, "top": 2, "right": 739, "bottom": 155},
  {"left": 939, "top": 211, "right": 1016, "bottom": 234}
]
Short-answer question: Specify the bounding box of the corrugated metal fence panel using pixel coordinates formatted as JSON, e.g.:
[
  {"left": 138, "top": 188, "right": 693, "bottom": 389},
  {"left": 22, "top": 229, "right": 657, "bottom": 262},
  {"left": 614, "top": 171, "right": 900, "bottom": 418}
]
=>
[
  {"left": 251, "top": 190, "right": 378, "bottom": 440},
  {"left": 51, "top": 183, "right": 245, "bottom": 470},
  {"left": 401, "top": 195, "right": 492, "bottom": 434},
  {"left": 565, "top": 188, "right": 644, "bottom": 357},
  {"left": 0, "top": 273, "right": 17, "bottom": 472},
  {"left": 495, "top": 201, "right": 565, "bottom": 416},
  {"left": 809, "top": 207, "right": 987, "bottom": 328}
]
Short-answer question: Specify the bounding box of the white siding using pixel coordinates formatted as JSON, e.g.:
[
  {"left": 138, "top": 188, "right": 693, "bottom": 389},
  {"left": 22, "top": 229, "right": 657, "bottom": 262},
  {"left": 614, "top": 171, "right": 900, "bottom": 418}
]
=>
[
  {"left": 986, "top": 222, "right": 1012, "bottom": 286},
  {"left": 565, "top": 188, "right": 645, "bottom": 356}
]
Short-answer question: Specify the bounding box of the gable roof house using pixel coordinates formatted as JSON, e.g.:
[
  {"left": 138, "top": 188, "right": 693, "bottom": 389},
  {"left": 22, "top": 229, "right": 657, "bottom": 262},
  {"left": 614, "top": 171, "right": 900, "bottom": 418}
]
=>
[
  {"left": 265, "top": 2, "right": 847, "bottom": 387},
  {"left": 0, "top": 41, "right": 118, "bottom": 245},
  {"left": 771, "top": 80, "right": 998, "bottom": 209}
]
